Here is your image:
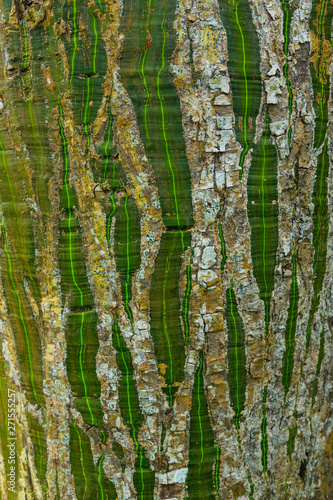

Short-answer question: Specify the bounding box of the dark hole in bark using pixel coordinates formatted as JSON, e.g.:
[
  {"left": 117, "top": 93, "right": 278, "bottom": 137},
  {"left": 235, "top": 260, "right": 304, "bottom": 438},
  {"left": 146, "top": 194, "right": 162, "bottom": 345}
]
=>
[{"left": 299, "top": 460, "right": 307, "bottom": 480}]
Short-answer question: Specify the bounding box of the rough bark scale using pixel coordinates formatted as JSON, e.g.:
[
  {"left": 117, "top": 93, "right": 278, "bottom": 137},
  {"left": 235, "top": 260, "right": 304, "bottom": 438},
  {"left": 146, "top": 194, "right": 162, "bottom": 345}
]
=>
[{"left": 0, "top": 0, "right": 331, "bottom": 498}]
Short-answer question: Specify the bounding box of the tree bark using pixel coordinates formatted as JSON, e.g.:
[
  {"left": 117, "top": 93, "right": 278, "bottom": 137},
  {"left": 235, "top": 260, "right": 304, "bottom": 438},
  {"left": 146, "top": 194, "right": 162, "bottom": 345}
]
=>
[{"left": 0, "top": 0, "right": 332, "bottom": 498}]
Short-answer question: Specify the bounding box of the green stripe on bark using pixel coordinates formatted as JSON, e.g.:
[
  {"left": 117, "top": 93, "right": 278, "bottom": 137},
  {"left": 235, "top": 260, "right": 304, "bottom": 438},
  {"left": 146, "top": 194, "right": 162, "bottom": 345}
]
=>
[
  {"left": 114, "top": 193, "right": 141, "bottom": 324},
  {"left": 1, "top": 224, "right": 44, "bottom": 408},
  {"left": 160, "top": 423, "right": 166, "bottom": 451},
  {"left": 0, "top": 356, "right": 18, "bottom": 500},
  {"left": 65, "top": 311, "right": 104, "bottom": 426},
  {"left": 104, "top": 145, "right": 123, "bottom": 251},
  {"left": 216, "top": 220, "right": 225, "bottom": 494},
  {"left": 281, "top": 0, "right": 293, "bottom": 145},
  {"left": 119, "top": 0, "right": 193, "bottom": 228},
  {"left": 217, "top": 0, "right": 261, "bottom": 177},
  {"left": 182, "top": 258, "right": 192, "bottom": 347},
  {"left": 10, "top": 25, "right": 59, "bottom": 225},
  {"left": 309, "top": 0, "right": 333, "bottom": 149},
  {"left": 306, "top": 0, "right": 332, "bottom": 349},
  {"left": 113, "top": 318, "right": 155, "bottom": 499},
  {"left": 61, "top": 0, "right": 107, "bottom": 134},
  {"left": 218, "top": 221, "right": 227, "bottom": 275},
  {"left": 34, "top": 32, "right": 58, "bottom": 217},
  {"left": 226, "top": 281, "right": 247, "bottom": 430},
  {"left": 187, "top": 351, "right": 216, "bottom": 499},
  {"left": 312, "top": 324, "right": 325, "bottom": 405},
  {"left": 215, "top": 445, "right": 220, "bottom": 497},
  {"left": 56, "top": 469, "right": 60, "bottom": 499},
  {"left": 306, "top": 143, "right": 329, "bottom": 349},
  {"left": 26, "top": 413, "right": 47, "bottom": 492},
  {"left": 98, "top": 431, "right": 118, "bottom": 500},
  {"left": 247, "top": 111, "right": 279, "bottom": 339},
  {"left": 282, "top": 252, "right": 299, "bottom": 396},
  {"left": 261, "top": 385, "right": 268, "bottom": 472},
  {"left": 287, "top": 425, "right": 297, "bottom": 461},
  {"left": 69, "top": 422, "right": 117, "bottom": 499},
  {"left": 0, "top": 107, "right": 40, "bottom": 300},
  {"left": 150, "top": 231, "right": 191, "bottom": 406},
  {"left": 2, "top": 12, "right": 45, "bottom": 359},
  {"left": 98, "top": 104, "right": 118, "bottom": 186},
  {"left": 247, "top": 111, "right": 278, "bottom": 472},
  {"left": 97, "top": 454, "right": 117, "bottom": 500},
  {"left": 58, "top": 101, "right": 103, "bottom": 427}
]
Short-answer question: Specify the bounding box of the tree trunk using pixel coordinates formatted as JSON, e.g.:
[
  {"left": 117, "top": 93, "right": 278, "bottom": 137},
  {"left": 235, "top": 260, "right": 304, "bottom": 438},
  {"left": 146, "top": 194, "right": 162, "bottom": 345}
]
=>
[{"left": 0, "top": 0, "right": 332, "bottom": 498}]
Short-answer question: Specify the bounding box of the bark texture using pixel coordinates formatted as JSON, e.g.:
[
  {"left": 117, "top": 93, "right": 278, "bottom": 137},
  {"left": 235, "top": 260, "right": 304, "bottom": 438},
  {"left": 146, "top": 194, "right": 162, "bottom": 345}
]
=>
[{"left": 0, "top": 0, "right": 332, "bottom": 498}]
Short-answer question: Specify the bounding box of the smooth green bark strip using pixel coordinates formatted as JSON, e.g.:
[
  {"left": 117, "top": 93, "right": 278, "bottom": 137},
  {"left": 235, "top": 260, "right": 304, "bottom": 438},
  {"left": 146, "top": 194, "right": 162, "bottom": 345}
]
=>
[
  {"left": 218, "top": 221, "right": 227, "bottom": 275},
  {"left": 26, "top": 413, "right": 47, "bottom": 492},
  {"left": 312, "top": 324, "right": 325, "bottom": 405},
  {"left": 306, "top": 143, "right": 329, "bottom": 349},
  {"left": 0, "top": 105, "right": 39, "bottom": 300},
  {"left": 226, "top": 281, "right": 247, "bottom": 430},
  {"left": 287, "top": 425, "right": 297, "bottom": 462},
  {"left": 140, "top": 0, "right": 152, "bottom": 146},
  {"left": 247, "top": 111, "right": 279, "bottom": 339},
  {"left": 0, "top": 356, "right": 17, "bottom": 500},
  {"left": 98, "top": 431, "right": 118, "bottom": 500},
  {"left": 58, "top": 100, "right": 103, "bottom": 427},
  {"left": 187, "top": 351, "right": 215, "bottom": 499},
  {"left": 149, "top": 231, "right": 190, "bottom": 406},
  {"left": 217, "top": 0, "right": 261, "bottom": 177},
  {"left": 29, "top": 26, "right": 60, "bottom": 221},
  {"left": 215, "top": 445, "right": 220, "bottom": 498},
  {"left": 281, "top": 0, "right": 293, "bottom": 145},
  {"left": 62, "top": 0, "right": 107, "bottom": 133},
  {"left": 1, "top": 224, "right": 44, "bottom": 407},
  {"left": 98, "top": 104, "right": 119, "bottom": 186},
  {"left": 0, "top": 18, "right": 47, "bottom": 409},
  {"left": 182, "top": 261, "right": 192, "bottom": 347},
  {"left": 69, "top": 0, "right": 78, "bottom": 96},
  {"left": 309, "top": 0, "right": 333, "bottom": 149},
  {"left": 261, "top": 385, "right": 268, "bottom": 473},
  {"left": 69, "top": 422, "right": 117, "bottom": 499},
  {"left": 59, "top": 101, "right": 92, "bottom": 422},
  {"left": 119, "top": 0, "right": 193, "bottom": 227},
  {"left": 282, "top": 252, "right": 299, "bottom": 396},
  {"left": 247, "top": 111, "right": 278, "bottom": 472},
  {"left": 305, "top": 0, "right": 332, "bottom": 349},
  {"left": 155, "top": 3, "right": 181, "bottom": 228},
  {"left": 113, "top": 318, "right": 155, "bottom": 499},
  {"left": 114, "top": 194, "right": 141, "bottom": 325}
]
